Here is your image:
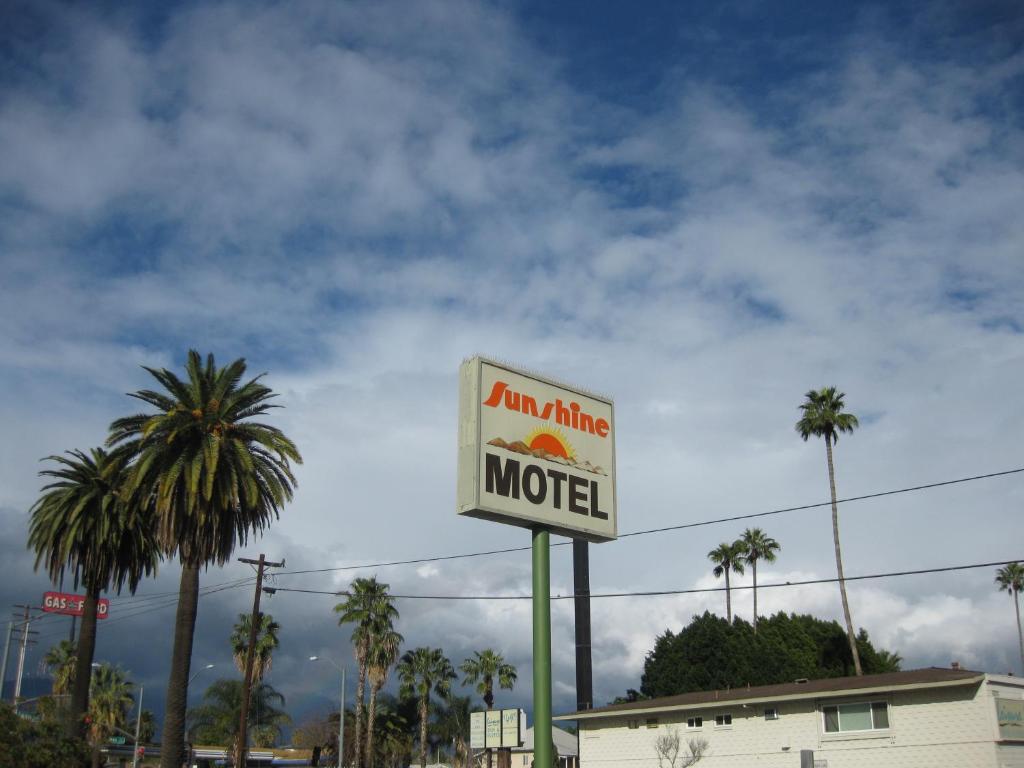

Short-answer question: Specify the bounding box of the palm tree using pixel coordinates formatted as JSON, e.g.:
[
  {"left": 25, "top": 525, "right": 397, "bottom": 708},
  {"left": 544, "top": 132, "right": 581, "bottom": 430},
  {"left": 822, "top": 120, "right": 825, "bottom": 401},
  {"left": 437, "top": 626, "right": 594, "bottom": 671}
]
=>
[
  {"left": 88, "top": 663, "right": 136, "bottom": 768},
  {"left": 398, "top": 647, "right": 456, "bottom": 768},
  {"left": 433, "top": 694, "right": 475, "bottom": 768},
  {"left": 996, "top": 563, "right": 1024, "bottom": 674},
  {"left": 796, "top": 386, "right": 862, "bottom": 675},
  {"left": 230, "top": 612, "right": 281, "bottom": 682},
  {"left": 43, "top": 640, "right": 77, "bottom": 697},
  {"left": 187, "top": 678, "right": 291, "bottom": 750},
  {"left": 739, "top": 527, "right": 780, "bottom": 633},
  {"left": 459, "top": 650, "right": 517, "bottom": 710},
  {"left": 334, "top": 576, "right": 400, "bottom": 767},
  {"left": 708, "top": 541, "right": 746, "bottom": 623},
  {"left": 365, "top": 624, "right": 403, "bottom": 765},
  {"left": 107, "top": 350, "right": 301, "bottom": 768},
  {"left": 27, "top": 448, "right": 159, "bottom": 738}
]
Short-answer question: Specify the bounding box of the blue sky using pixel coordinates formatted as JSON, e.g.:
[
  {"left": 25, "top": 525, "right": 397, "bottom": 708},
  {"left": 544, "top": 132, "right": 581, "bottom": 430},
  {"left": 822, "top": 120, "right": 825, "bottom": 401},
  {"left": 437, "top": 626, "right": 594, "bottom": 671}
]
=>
[{"left": 0, "top": 0, "right": 1022, "bottom": 734}]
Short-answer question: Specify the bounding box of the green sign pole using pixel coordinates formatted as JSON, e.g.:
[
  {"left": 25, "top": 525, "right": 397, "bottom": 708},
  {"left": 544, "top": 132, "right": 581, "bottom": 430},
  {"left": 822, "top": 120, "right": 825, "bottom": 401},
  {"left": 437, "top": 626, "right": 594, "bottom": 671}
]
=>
[{"left": 532, "top": 528, "right": 552, "bottom": 768}]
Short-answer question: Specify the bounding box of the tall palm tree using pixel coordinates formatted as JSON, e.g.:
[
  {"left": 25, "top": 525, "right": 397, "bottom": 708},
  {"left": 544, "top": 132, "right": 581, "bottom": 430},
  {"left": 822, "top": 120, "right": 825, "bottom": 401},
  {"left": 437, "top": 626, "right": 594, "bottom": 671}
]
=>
[
  {"left": 796, "top": 386, "right": 862, "bottom": 675},
  {"left": 459, "top": 650, "right": 517, "bottom": 710},
  {"left": 43, "top": 640, "right": 77, "bottom": 697},
  {"left": 187, "top": 678, "right": 291, "bottom": 750},
  {"left": 88, "top": 663, "right": 136, "bottom": 768},
  {"left": 230, "top": 612, "right": 281, "bottom": 682},
  {"left": 334, "top": 576, "right": 400, "bottom": 768},
  {"left": 996, "top": 563, "right": 1024, "bottom": 674},
  {"left": 708, "top": 541, "right": 746, "bottom": 623},
  {"left": 398, "top": 647, "right": 456, "bottom": 768},
  {"left": 739, "top": 527, "right": 780, "bottom": 633},
  {"left": 107, "top": 350, "right": 301, "bottom": 768},
  {"left": 27, "top": 448, "right": 159, "bottom": 738},
  {"left": 365, "top": 624, "right": 403, "bottom": 766}
]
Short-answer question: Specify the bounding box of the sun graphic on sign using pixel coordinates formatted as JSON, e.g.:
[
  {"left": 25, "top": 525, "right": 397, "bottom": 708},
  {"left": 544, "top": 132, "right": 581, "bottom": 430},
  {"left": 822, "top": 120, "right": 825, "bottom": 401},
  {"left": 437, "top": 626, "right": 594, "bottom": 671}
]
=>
[{"left": 525, "top": 426, "right": 575, "bottom": 460}]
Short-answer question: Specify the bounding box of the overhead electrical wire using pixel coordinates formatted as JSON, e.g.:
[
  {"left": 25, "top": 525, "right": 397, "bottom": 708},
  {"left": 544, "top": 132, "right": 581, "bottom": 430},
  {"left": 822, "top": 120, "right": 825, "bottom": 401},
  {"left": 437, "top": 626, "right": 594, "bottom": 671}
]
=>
[
  {"left": 263, "top": 558, "right": 1024, "bottom": 601},
  {"left": 275, "top": 466, "right": 1024, "bottom": 576}
]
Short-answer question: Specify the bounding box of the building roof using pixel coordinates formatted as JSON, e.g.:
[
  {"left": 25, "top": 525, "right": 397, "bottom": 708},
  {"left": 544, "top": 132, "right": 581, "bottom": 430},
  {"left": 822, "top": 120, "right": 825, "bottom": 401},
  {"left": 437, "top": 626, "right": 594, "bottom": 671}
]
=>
[
  {"left": 554, "top": 668, "right": 985, "bottom": 721},
  {"left": 512, "top": 725, "right": 579, "bottom": 756}
]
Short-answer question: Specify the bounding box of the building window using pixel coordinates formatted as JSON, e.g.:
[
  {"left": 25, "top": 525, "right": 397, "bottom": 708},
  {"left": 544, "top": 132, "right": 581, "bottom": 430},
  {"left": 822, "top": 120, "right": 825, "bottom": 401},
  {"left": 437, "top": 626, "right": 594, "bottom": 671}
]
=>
[
  {"left": 714, "top": 714, "right": 732, "bottom": 727},
  {"left": 646, "top": 718, "right": 659, "bottom": 729},
  {"left": 764, "top": 708, "right": 779, "bottom": 721},
  {"left": 822, "top": 702, "right": 890, "bottom": 733},
  {"left": 627, "top": 720, "right": 639, "bottom": 729},
  {"left": 686, "top": 716, "right": 703, "bottom": 729}
]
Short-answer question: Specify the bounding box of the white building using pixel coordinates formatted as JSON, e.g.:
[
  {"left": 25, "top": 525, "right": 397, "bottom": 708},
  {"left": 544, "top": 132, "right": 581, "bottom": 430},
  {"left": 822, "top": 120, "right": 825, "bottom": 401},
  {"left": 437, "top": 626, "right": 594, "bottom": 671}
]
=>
[
  {"left": 555, "top": 667, "right": 1024, "bottom": 767},
  {"left": 509, "top": 724, "right": 579, "bottom": 768}
]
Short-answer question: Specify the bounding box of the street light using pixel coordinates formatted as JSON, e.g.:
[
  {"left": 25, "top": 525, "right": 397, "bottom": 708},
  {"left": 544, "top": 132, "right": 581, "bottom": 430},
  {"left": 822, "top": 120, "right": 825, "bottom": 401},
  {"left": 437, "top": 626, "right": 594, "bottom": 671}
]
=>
[
  {"left": 309, "top": 656, "right": 346, "bottom": 767},
  {"left": 188, "top": 663, "right": 216, "bottom": 686}
]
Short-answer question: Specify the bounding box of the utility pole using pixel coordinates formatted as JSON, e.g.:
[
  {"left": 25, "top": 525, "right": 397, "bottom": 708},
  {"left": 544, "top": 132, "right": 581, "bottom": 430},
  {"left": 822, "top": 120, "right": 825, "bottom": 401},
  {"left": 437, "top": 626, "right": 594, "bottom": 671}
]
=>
[
  {"left": 0, "top": 619, "right": 13, "bottom": 702},
  {"left": 236, "top": 555, "right": 283, "bottom": 768},
  {"left": 12, "top": 605, "right": 39, "bottom": 713},
  {"left": 132, "top": 685, "right": 144, "bottom": 768}
]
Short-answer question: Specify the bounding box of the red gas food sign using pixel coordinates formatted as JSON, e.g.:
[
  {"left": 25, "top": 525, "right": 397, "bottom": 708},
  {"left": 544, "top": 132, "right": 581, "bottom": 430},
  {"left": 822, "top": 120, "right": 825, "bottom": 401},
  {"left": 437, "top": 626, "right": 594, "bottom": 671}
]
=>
[{"left": 42, "top": 592, "right": 110, "bottom": 619}]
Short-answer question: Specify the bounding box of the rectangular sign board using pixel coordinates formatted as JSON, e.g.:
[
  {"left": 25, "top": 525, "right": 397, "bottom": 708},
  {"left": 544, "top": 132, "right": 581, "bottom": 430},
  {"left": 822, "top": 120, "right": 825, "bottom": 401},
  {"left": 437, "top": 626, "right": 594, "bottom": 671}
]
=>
[
  {"left": 42, "top": 592, "right": 110, "bottom": 619},
  {"left": 997, "top": 698, "right": 1024, "bottom": 741},
  {"left": 501, "top": 708, "right": 524, "bottom": 747},
  {"left": 485, "top": 710, "right": 502, "bottom": 748},
  {"left": 470, "top": 712, "right": 485, "bottom": 749},
  {"left": 457, "top": 357, "right": 617, "bottom": 542}
]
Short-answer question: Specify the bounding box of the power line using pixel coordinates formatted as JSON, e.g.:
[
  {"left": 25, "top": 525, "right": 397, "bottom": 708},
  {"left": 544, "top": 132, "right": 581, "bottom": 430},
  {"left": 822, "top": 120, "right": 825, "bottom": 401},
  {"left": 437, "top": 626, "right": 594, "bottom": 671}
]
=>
[
  {"left": 276, "top": 466, "right": 1024, "bottom": 576},
  {"left": 263, "top": 558, "right": 1024, "bottom": 601}
]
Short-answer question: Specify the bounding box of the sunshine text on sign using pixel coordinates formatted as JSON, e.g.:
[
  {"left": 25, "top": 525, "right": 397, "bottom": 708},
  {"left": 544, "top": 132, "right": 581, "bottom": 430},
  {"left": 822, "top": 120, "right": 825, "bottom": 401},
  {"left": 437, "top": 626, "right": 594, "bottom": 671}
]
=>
[
  {"left": 483, "top": 381, "right": 610, "bottom": 437},
  {"left": 484, "top": 453, "right": 609, "bottom": 519}
]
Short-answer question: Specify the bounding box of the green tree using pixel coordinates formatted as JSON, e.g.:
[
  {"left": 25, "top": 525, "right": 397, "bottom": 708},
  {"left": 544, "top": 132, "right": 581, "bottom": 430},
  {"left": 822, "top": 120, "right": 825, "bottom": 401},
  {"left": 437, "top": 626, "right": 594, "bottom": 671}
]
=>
[
  {"left": 707, "top": 541, "right": 745, "bottom": 623},
  {"left": 397, "top": 647, "right": 455, "bottom": 768},
  {"left": 43, "top": 640, "right": 77, "bottom": 697},
  {"left": 187, "top": 679, "right": 291, "bottom": 750},
  {"left": 996, "top": 562, "right": 1024, "bottom": 674},
  {"left": 0, "top": 703, "right": 89, "bottom": 768},
  {"left": 460, "top": 649, "right": 517, "bottom": 710},
  {"left": 432, "top": 694, "right": 476, "bottom": 768},
  {"left": 738, "top": 528, "right": 779, "bottom": 633},
  {"left": 334, "top": 576, "right": 400, "bottom": 768},
  {"left": 230, "top": 612, "right": 281, "bottom": 682},
  {"left": 108, "top": 350, "right": 301, "bottom": 768},
  {"left": 365, "top": 624, "right": 403, "bottom": 765},
  {"left": 87, "top": 664, "right": 135, "bottom": 752},
  {"left": 27, "top": 448, "right": 159, "bottom": 739},
  {"left": 796, "top": 386, "right": 862, "bottom": 675}
]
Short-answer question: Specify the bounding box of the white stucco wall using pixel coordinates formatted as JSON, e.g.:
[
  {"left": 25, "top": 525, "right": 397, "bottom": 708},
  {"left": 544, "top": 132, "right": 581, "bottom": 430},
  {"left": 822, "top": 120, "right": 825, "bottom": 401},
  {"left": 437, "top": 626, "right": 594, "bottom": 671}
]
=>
[{"left": 574, "top": 677, "right": 1024, "bottom": 768}]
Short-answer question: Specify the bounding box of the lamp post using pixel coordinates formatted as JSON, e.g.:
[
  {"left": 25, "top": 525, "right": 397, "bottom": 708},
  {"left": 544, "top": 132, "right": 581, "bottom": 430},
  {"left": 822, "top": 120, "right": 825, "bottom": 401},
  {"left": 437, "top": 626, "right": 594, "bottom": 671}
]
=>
[
  {"left": 309, "top": 656, "right": 346, "bottom": 767},
  {"left": 131, "top": 686, "right": 144, "bottom": 768},
  {"left": 188, "top": 663, "right": 216, "bottom": 687}
]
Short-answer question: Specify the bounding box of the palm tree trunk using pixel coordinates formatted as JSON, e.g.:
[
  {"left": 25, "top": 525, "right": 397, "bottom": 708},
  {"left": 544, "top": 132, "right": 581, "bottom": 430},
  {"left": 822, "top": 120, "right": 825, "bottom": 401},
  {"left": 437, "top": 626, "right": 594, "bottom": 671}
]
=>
[
  {"left": 67, "top": 586, "right": 99, "bottom": 739},
  {"left": 1015, "top": 589, "right": 1024, "bottom": 676},
  {"left": 725, "top": 568, "right": 732, "bottom": 623},
  {"left": 365, "top": 683, "right": 380, "bottom": 767},
  {"left": 354, "top": 659, "right": 367, "bottom": 768},
  {"left": 752, "top": 560, "right": 758, "bottom": 633},
  {"left": 826, "top": 436, "right": 863, "bottom": 676},
  {"left": 160, "top": 562, "right": 200, "bottom": 768},
  {"left": 419, "top": 696, "right": 429, "bottom": 768}
]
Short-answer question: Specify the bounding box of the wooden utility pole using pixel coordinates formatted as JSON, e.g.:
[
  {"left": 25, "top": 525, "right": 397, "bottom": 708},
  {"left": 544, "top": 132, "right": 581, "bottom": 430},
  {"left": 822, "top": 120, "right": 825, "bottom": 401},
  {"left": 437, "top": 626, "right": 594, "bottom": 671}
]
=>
[
  {"left": 236, "top": 555, "right": 283, "bottom": 768},
  {"left": 11, "top": 605, "right": 39, "bottom": 713}
]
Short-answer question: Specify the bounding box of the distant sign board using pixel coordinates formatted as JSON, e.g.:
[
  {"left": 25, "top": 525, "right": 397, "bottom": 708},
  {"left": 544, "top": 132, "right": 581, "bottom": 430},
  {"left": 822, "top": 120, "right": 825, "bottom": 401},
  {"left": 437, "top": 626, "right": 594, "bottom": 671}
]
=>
[
  {"left": 470, "top": 712, "right": 485, "bottom": 749},
  {"left": 457, "top": 357, "right": 617, "bottom": 542},
  {"left": 42, "top": 592, "right": 109, "bottom": 619},
  {"left": 997, "top": 698, "right": 1024, "bottom": 740},
  {"left": 485, "top": 710, "right": 501, "bottom": 748},
  {"left": 501, "top": 708, "right": 524, "bottom": 747}
]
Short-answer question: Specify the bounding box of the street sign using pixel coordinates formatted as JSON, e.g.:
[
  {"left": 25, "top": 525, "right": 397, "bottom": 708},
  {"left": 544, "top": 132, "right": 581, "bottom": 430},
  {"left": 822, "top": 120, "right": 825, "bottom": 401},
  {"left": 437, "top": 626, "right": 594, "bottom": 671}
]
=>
[
  {"left": 501, "top": 708, "right": 524, "bottom": 748},
  {"left": 457, "top": 357, "right": 617, "bottom": 542},
  {"left": 485, "top": 709, "right": 501, "bottom": 748},
  {"left": 110, "top": 736, "right": 126, "bottom": 745},
  {"left": 470, "top": 712, "right": 485, "bottom": 749},
  {"left": 41, "top": 592, "right": 110, "bottom": 619}
]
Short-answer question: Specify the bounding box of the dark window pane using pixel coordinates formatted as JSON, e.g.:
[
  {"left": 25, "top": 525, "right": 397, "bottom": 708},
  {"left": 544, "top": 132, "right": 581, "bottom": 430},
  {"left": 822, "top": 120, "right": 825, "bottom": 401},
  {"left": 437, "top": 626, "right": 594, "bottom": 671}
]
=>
[
  {"left": 823, "top": 706, "right": 839, "bottom": 733},
  {"left": 872, "top": 702, "right": 889, "bottom": 729}
]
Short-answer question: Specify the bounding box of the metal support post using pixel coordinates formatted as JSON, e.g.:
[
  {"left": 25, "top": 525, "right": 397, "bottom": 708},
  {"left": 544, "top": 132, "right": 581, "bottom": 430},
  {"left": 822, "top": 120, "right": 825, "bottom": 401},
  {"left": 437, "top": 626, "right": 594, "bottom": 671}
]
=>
[
  {"left": 132, "top": 685, "right": 144, "bottom": 768},
  {"left": 338, "top": 667, "right": 345, "bottom": 767},
  {"left": 14, "top": 606, "right": 31, "bottom": 710},
  {"left": 0, "top": 619, "right": 13, "bottom": 702},
  {"left": 532, "top": 529, "right": 552, "bottom": 768}
]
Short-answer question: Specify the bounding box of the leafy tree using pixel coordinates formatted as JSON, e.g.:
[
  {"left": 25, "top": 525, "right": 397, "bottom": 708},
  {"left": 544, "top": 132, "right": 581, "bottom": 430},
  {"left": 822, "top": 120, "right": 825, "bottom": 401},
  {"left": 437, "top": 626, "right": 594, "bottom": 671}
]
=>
[
  {"left": 639, "top": 611, "right": 901, "bottom": 698},
  {"left": 996, "top": 562, "right": 1024, "bottom": 674},
  {"left": 459, "top": 649, "right": 517, "bottom": 710},
  {"left": 43, "top": 640, "right": 77, "bottom": 697},
  {"left": 230, "top": 612, "right": 281, "bottom": 682},
  {"left": 0, "top": 703, "right": 89, "bottom": 768},
  {"left": 138, "top": 709, "right": 156, "bottom": 743},
  {"left": 87, "top": 664, "right": 135, "bottom": 752},
  {"left": 365, "top": 624, "right": 403, "bottom": 764},
  {"left": 432, "top": 694, "right": 477, "bottom": 768},
  {"left": 334, "top": 576, "right": 400, "bottom": 768},
  {"left": 738, "top": 528, "right": 779, "bottom": 632},
  {"left": 367, "top": 697, "right": 413, "bottom": 768},
  {"left": 108, "top": 350, "right": 301, "bottom": 768},
  {"left": 796, "top": 386, "right": 862, "bottom": 675},
  {"left": 707, "top": 541, "right": 745, "bottom": 623},
  {"left": 187, "top": 678, "right": 291, "bottom": 750},
  {"left": 27, "top": 448, "right": 159, "bottom": 739},
  {"left": 398, "top": 647, "right": 456, "bottom": 767}
]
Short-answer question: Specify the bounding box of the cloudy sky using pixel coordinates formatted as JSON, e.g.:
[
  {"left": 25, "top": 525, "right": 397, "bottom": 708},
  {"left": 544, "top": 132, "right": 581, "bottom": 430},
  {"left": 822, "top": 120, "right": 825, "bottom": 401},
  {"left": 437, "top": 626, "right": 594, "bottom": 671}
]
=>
[{"left": 1, "top": 0, "right": 1022, "bottom": 733}]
